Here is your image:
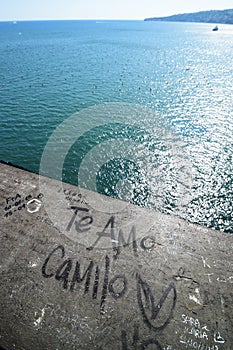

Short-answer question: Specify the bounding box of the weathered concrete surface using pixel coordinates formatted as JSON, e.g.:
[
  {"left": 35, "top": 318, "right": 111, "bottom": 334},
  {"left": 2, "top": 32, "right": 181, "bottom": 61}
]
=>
[{"left": 0, "top": 162, "right": 232, "bottom": 350}]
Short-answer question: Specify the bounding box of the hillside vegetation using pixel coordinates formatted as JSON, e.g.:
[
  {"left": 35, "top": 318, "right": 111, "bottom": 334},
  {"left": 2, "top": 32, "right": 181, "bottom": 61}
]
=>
[{"left": 145, "top": 9, "right": 233, "bottom": 24}]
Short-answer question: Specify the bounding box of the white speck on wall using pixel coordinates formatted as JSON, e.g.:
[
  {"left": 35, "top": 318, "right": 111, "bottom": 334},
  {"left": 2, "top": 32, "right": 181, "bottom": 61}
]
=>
[
  {"left": 214, "top": 332, "right": 225, "bottom": 344},
  {"left": 189, "top": 288, "right": 203, "bottom": 305},
  {"left": 28, "top": 259, "right": 40, "bottom": 267},
  {"left": 220, "top": 295, "right": 225, "bottom": 314},
  {"left": 201, "top": 256, "right": 211, "bottom": 269},
  {"left": 34, "top": 308, "right": 45, "bottom": 328}
]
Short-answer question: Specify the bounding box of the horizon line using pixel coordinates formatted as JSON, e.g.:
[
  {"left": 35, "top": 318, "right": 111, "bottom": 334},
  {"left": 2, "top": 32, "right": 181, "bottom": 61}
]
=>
[{"left": 0, "top": 18, "right": 145, "bottom": 23}]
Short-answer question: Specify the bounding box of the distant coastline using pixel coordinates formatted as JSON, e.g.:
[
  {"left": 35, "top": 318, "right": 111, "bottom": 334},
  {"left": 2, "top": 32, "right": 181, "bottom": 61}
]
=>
[{"left": 144, "top": 8, "right": 233, "bottom": 25}]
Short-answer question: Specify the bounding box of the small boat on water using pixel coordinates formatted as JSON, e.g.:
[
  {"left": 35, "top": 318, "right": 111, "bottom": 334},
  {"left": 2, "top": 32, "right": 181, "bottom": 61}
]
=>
[{"left": 212, "top": 25, "right": 218, "bottom": 31}]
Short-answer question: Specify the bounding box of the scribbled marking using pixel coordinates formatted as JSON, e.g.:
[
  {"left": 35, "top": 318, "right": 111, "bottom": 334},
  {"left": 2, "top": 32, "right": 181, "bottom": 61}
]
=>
[
  {"left": 27, "top": 198, "right": 42, "bottom": 213},
  {"left": 4, "top": 192, "right": 43, "bottom": 217},
  {"left": 42, "top": 245, "right": 177, "bottom": 350}
]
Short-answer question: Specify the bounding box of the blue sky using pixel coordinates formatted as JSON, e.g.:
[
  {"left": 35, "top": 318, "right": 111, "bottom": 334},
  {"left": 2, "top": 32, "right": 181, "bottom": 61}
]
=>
[{"left": 1, "top": 0, "right": 233, "bottom": 21}]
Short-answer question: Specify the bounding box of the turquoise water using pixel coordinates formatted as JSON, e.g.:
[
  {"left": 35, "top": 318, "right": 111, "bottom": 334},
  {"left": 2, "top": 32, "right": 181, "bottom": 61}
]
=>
[{"left": 1, "top": 20, "right": 233, "bottom": 232}]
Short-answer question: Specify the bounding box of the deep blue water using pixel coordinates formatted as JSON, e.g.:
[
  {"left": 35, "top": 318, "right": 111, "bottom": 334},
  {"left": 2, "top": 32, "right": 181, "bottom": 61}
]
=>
[{"left": 1, "top": 20, "right": 233, "bottom": 232}]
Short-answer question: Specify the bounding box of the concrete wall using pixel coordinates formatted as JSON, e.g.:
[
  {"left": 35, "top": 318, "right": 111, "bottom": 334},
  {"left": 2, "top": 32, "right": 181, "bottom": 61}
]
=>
[{"left": 0, "top": 162, "right": 232, "bottom": 350}]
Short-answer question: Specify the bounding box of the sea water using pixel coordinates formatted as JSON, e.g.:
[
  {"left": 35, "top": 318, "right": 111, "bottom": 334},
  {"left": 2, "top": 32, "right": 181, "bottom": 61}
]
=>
[{"left": 0, "top": 20, "right": 233, "bottom": 232}]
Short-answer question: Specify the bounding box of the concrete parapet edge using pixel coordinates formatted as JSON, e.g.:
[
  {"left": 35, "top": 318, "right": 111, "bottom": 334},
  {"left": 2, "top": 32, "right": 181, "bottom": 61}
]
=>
[{"left": 0, "top": 163, "right": 232, "bottom": 350}]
